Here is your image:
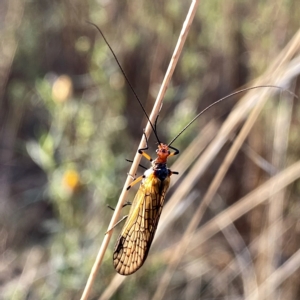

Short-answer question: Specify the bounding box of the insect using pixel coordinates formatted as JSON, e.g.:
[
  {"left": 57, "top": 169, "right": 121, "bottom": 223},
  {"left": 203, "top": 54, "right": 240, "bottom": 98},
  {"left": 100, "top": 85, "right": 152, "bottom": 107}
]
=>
[
  {"left": 113, "top": 138, "right": 179, "bottom": 275},
  {"left": 89, "top": 23, "right": 289, "bottom": 276}
]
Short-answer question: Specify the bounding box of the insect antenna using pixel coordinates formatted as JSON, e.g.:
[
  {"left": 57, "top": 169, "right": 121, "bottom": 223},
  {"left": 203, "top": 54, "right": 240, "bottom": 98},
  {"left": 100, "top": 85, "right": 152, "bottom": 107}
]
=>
[
  {"left": 168, "top": 85, "right": 296, "bottom": 147},
  {"left": 88, "top": 22, "right": 161, "bottom": 144},
  {"left": 153, "top": 114, "right": 162, "bottom": 144}
]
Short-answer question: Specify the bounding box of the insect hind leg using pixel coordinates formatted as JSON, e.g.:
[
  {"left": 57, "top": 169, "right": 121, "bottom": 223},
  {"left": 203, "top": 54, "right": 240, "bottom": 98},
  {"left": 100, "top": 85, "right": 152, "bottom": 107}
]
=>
[{"left": 106, "top": 215, "right": 128, "bottom": 234}]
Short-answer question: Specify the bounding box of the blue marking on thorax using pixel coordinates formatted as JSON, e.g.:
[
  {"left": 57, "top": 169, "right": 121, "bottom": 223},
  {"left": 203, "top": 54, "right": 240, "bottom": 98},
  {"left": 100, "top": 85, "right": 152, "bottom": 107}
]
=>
[{"left": 154, "top": 163, "right": 169, "bottom": 181}]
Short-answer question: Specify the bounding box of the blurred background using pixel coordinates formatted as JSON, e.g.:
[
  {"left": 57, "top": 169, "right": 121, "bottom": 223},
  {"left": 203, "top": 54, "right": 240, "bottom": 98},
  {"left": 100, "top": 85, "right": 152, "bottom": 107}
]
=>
[{"left": 1, "top": 0, "right": 300, "bottom": 299}]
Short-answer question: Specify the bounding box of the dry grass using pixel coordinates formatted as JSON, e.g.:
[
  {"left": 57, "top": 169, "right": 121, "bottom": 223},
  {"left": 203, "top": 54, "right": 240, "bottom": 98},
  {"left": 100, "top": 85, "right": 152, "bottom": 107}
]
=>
[{"left": 99, "top": 28, "right": 300, "bottom": 300}]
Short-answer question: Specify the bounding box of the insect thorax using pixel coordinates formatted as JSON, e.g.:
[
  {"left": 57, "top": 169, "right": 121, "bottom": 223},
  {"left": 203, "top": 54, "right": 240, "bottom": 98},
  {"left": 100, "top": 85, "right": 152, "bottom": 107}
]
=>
[{"left": 152, "top": 162, "right": 170, "bottom": 182}]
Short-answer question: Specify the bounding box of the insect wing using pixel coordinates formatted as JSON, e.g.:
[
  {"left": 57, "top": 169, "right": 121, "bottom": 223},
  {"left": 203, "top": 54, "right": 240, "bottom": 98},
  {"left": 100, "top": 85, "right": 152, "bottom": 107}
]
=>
[{"left": 113, "top": 172, "right": 170, "bottom": 275}]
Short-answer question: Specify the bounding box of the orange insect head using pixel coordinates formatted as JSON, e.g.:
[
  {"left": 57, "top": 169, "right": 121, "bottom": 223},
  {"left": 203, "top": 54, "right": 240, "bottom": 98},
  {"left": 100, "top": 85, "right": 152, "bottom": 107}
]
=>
[{"left": 155, "top": 143, "right": 170, "bottom": 163}]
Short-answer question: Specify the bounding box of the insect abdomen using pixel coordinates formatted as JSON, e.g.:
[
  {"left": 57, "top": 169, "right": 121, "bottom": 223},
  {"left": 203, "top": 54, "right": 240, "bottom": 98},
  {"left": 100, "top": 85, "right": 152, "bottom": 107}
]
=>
[{"left": 113, "top": 173, "right": 171, "bottom": 275}]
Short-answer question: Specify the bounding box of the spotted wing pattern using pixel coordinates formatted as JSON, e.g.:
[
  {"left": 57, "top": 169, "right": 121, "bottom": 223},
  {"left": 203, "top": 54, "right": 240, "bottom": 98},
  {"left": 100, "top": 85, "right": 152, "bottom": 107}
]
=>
[{"left": 113, "top": 172, "right": 170, "bottom": 275}]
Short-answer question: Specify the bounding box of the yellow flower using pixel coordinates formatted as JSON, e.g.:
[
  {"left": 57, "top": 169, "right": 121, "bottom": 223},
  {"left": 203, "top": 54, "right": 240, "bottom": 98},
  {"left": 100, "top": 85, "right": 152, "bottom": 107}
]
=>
[{"left": 63, "top": 169, "right": 80, "bottom": 191}]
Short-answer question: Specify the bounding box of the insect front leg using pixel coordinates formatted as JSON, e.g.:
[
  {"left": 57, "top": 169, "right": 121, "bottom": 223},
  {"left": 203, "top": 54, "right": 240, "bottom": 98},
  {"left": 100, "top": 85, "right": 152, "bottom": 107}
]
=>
[
  {"left": 168, "top": 144, "right": 180, "bottom": 157},
  {"left": 168, "top": 145, "right": 180, "bottom": 175},
  {"left": 138, "top": 131, "right": 153, "bottom": 162}
]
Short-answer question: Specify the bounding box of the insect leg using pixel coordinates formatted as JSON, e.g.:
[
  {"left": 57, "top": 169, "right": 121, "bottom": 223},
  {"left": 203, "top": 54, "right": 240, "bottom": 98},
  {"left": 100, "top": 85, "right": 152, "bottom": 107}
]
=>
[
  {"left": 106, "top": 174, "right": 145, "bottom": 234},
  {"left": 138, "top": 131, "right": 153, "bottom": 162},
  {"left": 107, "top": 202, "right": 132, "bottom": 211},
  {"left": 168, "top": 144, "right": 180, "bottom": 157},
  {"left": 107, "top": 173, "right": 145, "bottom": 212},
  {"left": 127, "top": 174, "right": 144, "bottom": 190},
  {"left": 125, "top": 159, "right": 147, "bottom": 170},
  {"left": 168, "top": 145, "right": 179, "bottom": 175},
  {"left": 106, "top": 175, "right": 144, "bottom": 234},
  {"left": 106, "top": 215, "right": 128, "bottom": 234}
]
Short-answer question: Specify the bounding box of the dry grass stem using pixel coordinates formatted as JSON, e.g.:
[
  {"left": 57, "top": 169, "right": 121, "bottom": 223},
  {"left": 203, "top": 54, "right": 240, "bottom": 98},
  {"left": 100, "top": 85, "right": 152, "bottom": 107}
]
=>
[
  {"left": 263, "top": 88, "right": 293, "bottom": 299},
  {"left": 213, "top": 201, "right": 257, "bottom": 298},
  {"left": 245, "top": 249, "right": 300, "bottom": 300},
  {"left": 189, "top": 160, "right": 300, "bottom": 252},
  {"left": 201, "top": 218, "right": 292, "bottom": 297}
]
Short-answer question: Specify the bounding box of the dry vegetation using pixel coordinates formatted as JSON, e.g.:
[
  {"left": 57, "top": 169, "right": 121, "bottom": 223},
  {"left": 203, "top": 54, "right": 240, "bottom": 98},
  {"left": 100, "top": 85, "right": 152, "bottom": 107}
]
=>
[{"left": 0, "top": 1, "right": 300, "bottom": 300}]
